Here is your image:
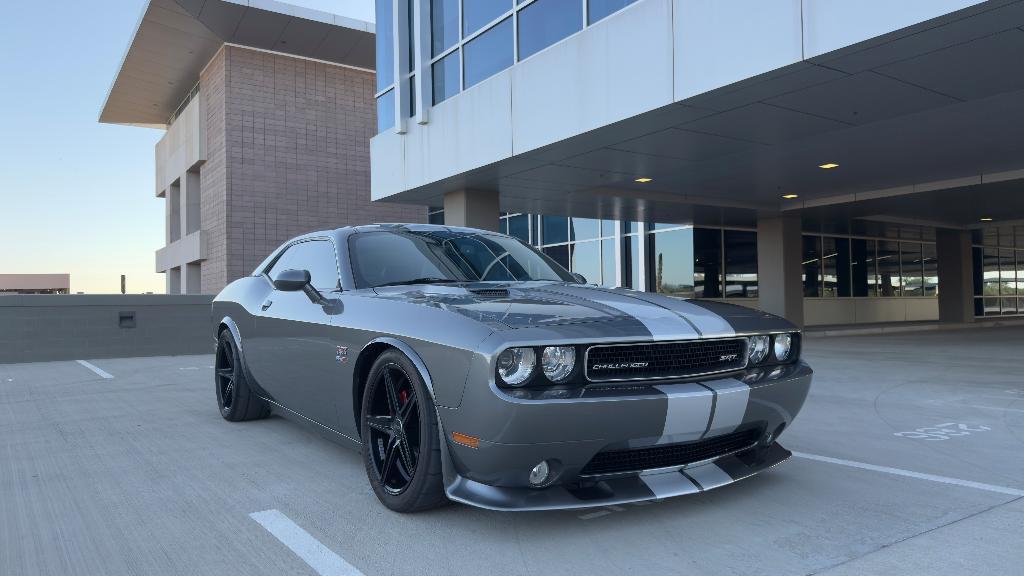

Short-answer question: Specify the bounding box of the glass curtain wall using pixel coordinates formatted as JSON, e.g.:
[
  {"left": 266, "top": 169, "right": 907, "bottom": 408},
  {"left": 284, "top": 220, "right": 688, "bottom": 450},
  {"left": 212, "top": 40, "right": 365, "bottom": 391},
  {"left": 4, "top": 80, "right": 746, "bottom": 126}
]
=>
[
  {"left": 374, "top": 0, "right": 641, "bottom": 116},
  {"left": 803, "top": 234, "right": 937, "bottom": 300},
  {"left": 972, "top": 226, "right": 1023, "bottom": 317},
  {"left": 375, "top": 0, "right": 418, "bottom": 133},
  {"left": 536, "top": 216, "right": 617, "bottom": 288},
  {"left": 647, "top": 225, "right": 758, "bottom": 300}
]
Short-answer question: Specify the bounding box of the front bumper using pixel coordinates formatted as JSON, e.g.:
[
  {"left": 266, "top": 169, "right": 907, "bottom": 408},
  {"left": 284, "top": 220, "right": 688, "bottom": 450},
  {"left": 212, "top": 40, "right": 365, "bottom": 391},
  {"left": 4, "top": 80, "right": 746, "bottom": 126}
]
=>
[
  {"left": 437, "top": 361, "right": 812, "bottom": 510},
  {"left": 446, "top": 442, "right": 792, "bottom": 511}
]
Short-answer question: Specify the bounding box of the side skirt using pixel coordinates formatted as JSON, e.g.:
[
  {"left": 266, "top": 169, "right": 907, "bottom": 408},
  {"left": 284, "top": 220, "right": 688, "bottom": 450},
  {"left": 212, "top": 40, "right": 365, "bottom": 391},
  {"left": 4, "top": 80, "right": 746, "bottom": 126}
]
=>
[{"left": 260, "top": 396, "right": 362, "bottom": 450}]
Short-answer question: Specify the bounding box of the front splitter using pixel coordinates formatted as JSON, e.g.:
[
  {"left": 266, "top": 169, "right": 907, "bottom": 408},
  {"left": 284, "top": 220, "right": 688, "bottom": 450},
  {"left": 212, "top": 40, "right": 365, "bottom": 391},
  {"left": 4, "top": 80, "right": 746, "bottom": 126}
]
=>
[{"left": 445, "top": 442, "right": 792, "bottom": 511}]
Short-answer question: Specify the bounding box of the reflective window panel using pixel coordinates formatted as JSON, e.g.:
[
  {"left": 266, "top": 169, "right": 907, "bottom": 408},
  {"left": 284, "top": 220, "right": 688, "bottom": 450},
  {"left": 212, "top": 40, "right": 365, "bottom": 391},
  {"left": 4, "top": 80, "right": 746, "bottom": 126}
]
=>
[
  {"left": 588, "top": 0, "right": 638, "bottom": 24},
  {"left": 650, "top": 228, "right": 695, "bottom": 298},
  {"left": 570, "top": 218, "right": 600, "bottom": 242},
  {"left": 463, "top": 17, "right": 513, "bottom": 88},
  {"left": 802, "top": 236, "right": 821, "bottom": 297},
  {"left": 972, "top": 246, "right": 984, "bottom": 297},
  {"left": 375, "top": 0, "right": 394, "bottom": 90},
  {"left": 851, "top": 239, "right": 877, "bottom": 297},
  {"left": 623, "top": 235, "right": 640, "bottom": 290},
  {"left": 517, "top": 0, "right": 583, "bottom": 60},
  {"left": 922, "top": 243, "right": 938, "bottom": 297},
  {"left": 877, "top": 240, "right": 901, "bottom": 297},
  {"left": 507, "top": 214, "right": 529, "bottom": 243},
  {"left": 570, "top": 241, "right": 601, "bottom": 285},
  {"left": 543, "top": 244, "right": 570, "bottom": 271},
  {"left": 693, "top": 228, "right": 722, "bottom": 298},
  {"left": 982, "top": 248, "right": 1000, "bottom": 297},
  {"left": 1000, "top": 249, "right": 1017, "bottom": 296},
  {"left": 431, "top": 0, "right": 459, "bottom": 56},
  {"left": 406, "top": 0, "right": 416, "bottom": 72},
  {"left": 601, "top": 220, "right": 617, "bottom": 238},
  {"left": 724, "top": 230, "right": 757, "bottom": 298},
  {"left": 432, "top": 51, "right": 460, "bottom": 104},
  {"left": 900, "top": 242, "right": 924, "bottom": 297},
  {"left": 463, "top": 0, "right": 511, "bottom": 36},
  {"left": 542, "top": 216, "right": 568, "bottom": 245},
  {"left": 408, "top": 74, "right": 416, "bottom": 117},
  {"left": 601, "top": 238, "right": 616, "bottom": 288},
  {"left": 376, "top": 89, "right": 395, "bottom": 133}
]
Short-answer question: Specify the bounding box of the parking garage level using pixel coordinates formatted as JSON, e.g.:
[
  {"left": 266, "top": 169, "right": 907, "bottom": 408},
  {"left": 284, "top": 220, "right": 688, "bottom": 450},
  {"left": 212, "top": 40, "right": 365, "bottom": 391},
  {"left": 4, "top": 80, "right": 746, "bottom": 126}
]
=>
[{"left": 1, "top": 327, "right": 1022, "bottom": 576}]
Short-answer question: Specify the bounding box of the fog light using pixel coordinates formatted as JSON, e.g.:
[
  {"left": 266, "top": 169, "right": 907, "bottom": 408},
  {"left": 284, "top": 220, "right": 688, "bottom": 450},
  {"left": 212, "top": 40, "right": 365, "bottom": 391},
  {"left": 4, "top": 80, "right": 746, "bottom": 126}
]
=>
[{"left": 529, "top": 461, "right": 551, "bottom": 486}]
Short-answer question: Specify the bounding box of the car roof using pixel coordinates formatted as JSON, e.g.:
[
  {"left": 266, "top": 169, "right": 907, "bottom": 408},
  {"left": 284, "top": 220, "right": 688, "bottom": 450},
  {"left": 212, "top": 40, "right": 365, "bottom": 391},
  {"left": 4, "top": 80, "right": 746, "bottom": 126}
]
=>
[{"left": 251, "top": 223, "right": 510, "bottom": 278}]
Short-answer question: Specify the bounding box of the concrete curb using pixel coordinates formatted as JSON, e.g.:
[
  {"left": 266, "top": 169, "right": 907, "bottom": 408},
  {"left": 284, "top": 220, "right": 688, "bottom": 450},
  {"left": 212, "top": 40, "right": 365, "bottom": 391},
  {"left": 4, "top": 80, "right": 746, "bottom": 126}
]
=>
[{"left": 805, "top": 318, "right": 1024, "bottom": 338}]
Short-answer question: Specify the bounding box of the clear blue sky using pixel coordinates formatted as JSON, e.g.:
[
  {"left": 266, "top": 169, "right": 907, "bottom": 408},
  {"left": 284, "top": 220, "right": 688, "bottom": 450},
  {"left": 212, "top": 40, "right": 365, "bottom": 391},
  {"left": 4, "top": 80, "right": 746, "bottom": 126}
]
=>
[{"left": 0, "top": 1, "right": 373, "bottom": 294}]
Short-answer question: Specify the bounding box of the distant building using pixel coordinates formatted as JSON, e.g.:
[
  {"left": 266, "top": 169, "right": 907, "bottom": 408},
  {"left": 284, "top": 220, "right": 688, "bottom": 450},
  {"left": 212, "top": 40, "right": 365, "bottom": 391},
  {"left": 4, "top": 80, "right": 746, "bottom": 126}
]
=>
[
  {"left": 0, "top": 274, "right": 71, "bottom": 295},
  {"left": 100, "top": 0, "right": 424, "bottom": 294}
]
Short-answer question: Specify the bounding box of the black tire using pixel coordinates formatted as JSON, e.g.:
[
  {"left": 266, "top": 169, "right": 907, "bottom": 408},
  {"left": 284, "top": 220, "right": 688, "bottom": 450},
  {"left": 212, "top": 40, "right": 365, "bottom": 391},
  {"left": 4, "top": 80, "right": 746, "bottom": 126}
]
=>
[
  {"left": 361, "top": 349, "right": 447, "bottom": 513},
  {"left": 215, "top": 330, "right": 270, "bottom": 422}
]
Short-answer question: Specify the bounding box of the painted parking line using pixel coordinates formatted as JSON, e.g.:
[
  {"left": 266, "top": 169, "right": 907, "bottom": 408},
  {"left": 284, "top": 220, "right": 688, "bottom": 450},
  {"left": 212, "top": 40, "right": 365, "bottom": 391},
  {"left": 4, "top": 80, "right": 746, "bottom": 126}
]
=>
[
  {"left": 75, "top": 360, "right": 113, "bottom": 379},
  {"left": 793, "top": 452, "right": 1024, "bottom": 498},
  {"left": 249, "top": 509, "right": 364, "bottom": 576}
]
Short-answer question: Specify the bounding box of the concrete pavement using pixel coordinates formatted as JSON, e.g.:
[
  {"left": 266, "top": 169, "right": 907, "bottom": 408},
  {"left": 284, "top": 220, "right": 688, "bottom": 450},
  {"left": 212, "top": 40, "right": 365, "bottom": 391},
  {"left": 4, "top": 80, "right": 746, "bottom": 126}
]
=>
[{"left": 1, "top": 327, "right": 1022, "bottom": 575}]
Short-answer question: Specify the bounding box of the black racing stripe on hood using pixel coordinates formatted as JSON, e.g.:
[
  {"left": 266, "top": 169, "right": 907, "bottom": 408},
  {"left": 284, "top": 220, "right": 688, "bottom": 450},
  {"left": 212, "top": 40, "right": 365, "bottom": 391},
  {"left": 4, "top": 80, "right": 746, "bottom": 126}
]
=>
[{"left": 684, "top": 300, "right": 798, "bottom": 333}]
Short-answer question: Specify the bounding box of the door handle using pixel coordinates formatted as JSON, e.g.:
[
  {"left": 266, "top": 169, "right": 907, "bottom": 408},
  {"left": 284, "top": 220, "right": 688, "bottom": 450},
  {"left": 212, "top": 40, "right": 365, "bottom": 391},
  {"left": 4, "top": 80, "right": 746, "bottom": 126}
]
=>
[{"left": 261, "top": 299, "right": 273, "bottom": 311}]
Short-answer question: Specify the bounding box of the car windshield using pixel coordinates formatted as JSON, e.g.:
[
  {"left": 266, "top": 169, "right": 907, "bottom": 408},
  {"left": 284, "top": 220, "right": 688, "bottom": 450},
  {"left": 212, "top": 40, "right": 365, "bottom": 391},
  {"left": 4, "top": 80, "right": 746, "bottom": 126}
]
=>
[{"left": 349, "top": 230, "right": 576, "bottom": 288}]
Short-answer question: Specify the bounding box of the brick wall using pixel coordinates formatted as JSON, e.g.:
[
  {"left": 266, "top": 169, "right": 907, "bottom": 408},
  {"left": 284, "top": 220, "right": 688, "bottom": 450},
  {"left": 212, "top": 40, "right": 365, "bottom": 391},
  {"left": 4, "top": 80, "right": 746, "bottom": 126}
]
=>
[
  {"left": 221, "top": 46, "right": 425, "bottom": 283},
  {"left": 200, "top": 49, "right": 228, "bottom": 293}
]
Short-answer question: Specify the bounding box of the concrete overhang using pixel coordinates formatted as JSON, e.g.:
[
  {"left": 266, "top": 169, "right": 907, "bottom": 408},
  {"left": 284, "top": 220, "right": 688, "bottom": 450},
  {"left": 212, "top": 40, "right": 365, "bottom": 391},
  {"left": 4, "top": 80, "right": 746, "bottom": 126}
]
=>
[
  {"left": 99, "top": 0, "right": 374, "bottom": 128},
  {"left": 376, "top": 0, "right": 1024, "bottom": 229}
]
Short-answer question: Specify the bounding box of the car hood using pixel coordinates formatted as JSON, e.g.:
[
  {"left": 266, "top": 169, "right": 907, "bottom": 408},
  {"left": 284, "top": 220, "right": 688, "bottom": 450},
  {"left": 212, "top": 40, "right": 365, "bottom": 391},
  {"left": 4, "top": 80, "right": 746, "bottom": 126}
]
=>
[{"left": 372, "top": 282, "right": 792, "bottom": 338}]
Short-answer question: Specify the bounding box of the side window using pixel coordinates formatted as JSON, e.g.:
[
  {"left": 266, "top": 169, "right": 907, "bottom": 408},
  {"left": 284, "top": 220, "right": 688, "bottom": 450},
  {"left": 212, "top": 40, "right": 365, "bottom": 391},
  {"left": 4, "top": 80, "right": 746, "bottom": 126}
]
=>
[{"left": 267, "top": 240, "right": 339, "bottom": 291}]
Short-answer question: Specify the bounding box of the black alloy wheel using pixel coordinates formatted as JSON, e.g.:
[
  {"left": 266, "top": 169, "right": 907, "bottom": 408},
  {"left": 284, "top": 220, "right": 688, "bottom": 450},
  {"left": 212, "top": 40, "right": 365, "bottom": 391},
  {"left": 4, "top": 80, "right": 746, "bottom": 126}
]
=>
[
  {"left": 215, "top": 337, "right": 237, "bottom": 414},
  {"left": 214, "top": 330, "right": 269, "bottom": 422},
  {"left": 361, "top": 350, "right": 447, "bottom": 512},
  {"left": 366, "top": 364, "right": 421, "bottom": 495}
]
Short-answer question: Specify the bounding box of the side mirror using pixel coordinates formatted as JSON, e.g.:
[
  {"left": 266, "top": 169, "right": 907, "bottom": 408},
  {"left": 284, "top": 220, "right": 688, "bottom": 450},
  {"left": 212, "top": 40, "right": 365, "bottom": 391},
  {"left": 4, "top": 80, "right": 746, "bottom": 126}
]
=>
[
  {"left": 273, "top": 269, "right": 311, "bottom": 292},
  {"left": 572, "top": 273, "right": 588, "bottom": 284}
]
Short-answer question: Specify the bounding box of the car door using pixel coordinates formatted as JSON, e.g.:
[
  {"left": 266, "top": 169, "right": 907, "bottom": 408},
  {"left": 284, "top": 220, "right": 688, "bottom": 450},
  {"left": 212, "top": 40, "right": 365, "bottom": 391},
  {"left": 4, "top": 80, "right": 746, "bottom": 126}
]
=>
[{"left": 245, "top": 239, "right": 345, "bottom": 428}]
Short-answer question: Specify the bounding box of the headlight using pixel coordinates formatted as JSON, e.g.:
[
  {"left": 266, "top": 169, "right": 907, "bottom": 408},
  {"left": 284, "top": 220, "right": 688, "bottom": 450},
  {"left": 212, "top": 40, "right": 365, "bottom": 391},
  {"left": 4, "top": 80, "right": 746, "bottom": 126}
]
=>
[
  {"left": 773, "top": 333, "right": 793, "bottom": 361},
  {"left": 497, "top": 347, "right": 536, "bottom": 386},
  {"left": 541, "top": 346, "right": 576, "bottom": 383},
  {"left": 748, "top": 335, "right": 769, "bottom": 364}
]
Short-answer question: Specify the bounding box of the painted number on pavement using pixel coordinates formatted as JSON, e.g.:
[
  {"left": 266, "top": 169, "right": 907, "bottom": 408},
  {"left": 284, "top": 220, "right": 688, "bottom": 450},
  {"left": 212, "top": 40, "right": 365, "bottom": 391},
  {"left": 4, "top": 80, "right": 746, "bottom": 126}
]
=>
[{"left": 894, "top": 422, "right": 991, "bottom": 441}]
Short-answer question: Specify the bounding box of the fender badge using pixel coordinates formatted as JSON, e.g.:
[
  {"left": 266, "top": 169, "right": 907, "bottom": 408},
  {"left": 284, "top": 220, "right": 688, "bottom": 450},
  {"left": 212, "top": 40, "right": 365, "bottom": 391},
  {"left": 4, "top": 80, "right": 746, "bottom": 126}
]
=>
[{"left": 336, "top": 346, "right": 349, "bottom": 363}]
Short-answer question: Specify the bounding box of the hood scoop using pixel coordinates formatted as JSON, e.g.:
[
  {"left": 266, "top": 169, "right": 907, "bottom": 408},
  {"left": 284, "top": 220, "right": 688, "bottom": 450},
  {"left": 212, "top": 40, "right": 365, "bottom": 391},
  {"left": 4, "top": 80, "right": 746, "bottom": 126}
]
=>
[{"left": 468, "top": 288, "right": 509, "bottom": 298}]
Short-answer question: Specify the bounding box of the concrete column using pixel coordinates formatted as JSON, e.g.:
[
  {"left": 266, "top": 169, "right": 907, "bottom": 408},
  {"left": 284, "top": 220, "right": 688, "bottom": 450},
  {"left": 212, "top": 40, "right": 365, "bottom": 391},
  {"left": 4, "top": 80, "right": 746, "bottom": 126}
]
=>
[
  {"left": 167, "top": 267, "right": 182, "bottom": 295},
  {"left": 935, "top": 228, "right": 975, "bottom": 324},
  {"left": 184, "top": 262, "right": 202, "bottom": 294},
  {"left": 756, "top": 214, "right": 804, "bottom": 326},
  {"left": 443, "top": 190, "right": 499, "bottom": 232}
]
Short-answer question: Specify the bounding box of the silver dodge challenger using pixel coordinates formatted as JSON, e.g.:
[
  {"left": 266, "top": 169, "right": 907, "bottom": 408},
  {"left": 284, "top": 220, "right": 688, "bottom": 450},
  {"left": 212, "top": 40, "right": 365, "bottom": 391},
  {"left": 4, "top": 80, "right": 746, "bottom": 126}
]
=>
[{"left": 212, "top": 223, "right": 812, "bottom": 512}]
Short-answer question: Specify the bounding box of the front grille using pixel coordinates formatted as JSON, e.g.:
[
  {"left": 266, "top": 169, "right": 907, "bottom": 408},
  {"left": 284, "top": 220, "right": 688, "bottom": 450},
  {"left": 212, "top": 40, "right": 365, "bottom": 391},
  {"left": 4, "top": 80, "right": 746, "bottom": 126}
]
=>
[
  {"left": 580, "top": 429, "right": 760, "bottom": 476},
  {"left": 585, "top": 338, "right": 746, "bottom": 382}
]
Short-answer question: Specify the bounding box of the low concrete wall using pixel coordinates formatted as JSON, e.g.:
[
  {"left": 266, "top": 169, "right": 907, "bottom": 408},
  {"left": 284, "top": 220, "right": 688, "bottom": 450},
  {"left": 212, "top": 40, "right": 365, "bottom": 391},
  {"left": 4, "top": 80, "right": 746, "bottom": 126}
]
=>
[
  {"left": 0, "top": 295, "right": 214, "bottom": 363},
  {"left": 804, "top": 297, "right": 939, "bottom": 326}
]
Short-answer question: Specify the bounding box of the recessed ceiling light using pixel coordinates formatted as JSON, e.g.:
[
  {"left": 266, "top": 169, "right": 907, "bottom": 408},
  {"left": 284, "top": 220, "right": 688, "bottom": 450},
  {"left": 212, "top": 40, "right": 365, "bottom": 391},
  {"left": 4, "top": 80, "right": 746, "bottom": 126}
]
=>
[
  {"left": 980, "top": 217, "right": 993, "bottom": 222},
  {"left": 818, "top": 163, "right": 839, "bottom": 169},
  {"left": 635, "top": 177, "right": 653, "bottom": 183},
  {"left": 782, "top": 194, "right": 799, "bottom": 199}
]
